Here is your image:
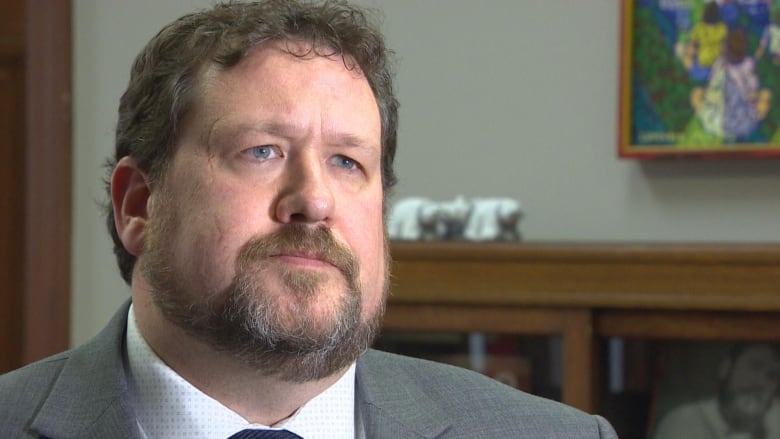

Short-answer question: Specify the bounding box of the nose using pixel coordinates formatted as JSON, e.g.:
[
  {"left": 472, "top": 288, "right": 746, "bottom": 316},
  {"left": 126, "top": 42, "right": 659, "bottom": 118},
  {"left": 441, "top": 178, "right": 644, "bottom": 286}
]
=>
[{"left": 274, "top": 154, "right": 334, "bottom": 224}]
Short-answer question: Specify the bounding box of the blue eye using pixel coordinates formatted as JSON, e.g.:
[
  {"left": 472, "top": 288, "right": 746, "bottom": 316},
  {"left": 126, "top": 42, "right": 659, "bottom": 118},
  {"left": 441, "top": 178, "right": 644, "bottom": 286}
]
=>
[
  {"left": 332, "top": 155, "right": 358, "bottom": 170},
  {"left": 248, "top": 145, "right": 274, "bottom": 160}
]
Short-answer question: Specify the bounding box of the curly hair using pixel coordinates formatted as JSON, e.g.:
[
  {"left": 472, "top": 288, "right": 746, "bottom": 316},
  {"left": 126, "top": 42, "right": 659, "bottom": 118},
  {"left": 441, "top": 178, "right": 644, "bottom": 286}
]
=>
[{"left": 105, "top": 0, "right": 398, "bottom": 284}]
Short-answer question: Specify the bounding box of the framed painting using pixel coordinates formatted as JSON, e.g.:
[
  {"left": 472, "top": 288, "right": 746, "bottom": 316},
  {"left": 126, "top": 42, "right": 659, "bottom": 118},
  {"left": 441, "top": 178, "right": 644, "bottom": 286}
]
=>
[
  {"left": 647, "top": 341, "right": 780, "bottom": 438},
  {"left": 619, "top": 0, "right": 780, "bottom": 158}
]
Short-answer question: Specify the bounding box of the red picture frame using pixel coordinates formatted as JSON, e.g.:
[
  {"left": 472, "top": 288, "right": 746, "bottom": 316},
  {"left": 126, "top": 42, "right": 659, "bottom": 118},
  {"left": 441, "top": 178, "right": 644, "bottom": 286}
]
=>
[{"left": 618, "top": 0, "right": 780, "bottom": 159}]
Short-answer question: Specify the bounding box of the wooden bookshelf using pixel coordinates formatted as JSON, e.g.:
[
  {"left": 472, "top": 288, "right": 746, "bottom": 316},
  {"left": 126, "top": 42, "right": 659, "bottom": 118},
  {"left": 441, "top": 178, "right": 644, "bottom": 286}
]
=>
[{"left": 382, "top": 242, "right": 780, "bottom": 413}]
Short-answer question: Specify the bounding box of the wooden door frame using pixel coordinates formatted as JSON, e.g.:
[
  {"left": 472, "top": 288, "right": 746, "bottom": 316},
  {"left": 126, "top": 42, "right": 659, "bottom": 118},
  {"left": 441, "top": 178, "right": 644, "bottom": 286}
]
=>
[{"left": 22, "top": 0, "right": 71, "bottom": 363}]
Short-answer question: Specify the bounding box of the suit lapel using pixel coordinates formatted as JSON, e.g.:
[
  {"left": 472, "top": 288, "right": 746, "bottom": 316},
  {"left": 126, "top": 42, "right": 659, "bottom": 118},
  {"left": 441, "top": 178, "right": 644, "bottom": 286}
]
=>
[
  {"left": 29, "top": 301, "right": 140, "bottom": 439},
  {"left": 356, "top": 350, "right": 452, "bottom": 439}
]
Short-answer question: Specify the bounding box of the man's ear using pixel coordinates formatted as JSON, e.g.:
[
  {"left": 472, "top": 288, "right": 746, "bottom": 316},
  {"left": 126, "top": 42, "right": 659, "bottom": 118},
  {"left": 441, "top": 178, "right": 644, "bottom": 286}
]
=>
[{"left": 111, "top": 156, "right": 151, "bottom": 257}]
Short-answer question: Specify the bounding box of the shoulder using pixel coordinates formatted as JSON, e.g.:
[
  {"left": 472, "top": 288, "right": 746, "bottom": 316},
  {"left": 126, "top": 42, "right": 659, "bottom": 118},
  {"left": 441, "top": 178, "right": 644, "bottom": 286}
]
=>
[
  {"left": 360, "top": 349, "right": 579, "bottom": 415},
  {"left": 0, "top": 302, "right": 131, "bottom": 435},
  {"left": 0, "top": 350, "right": 71, "bottom": 432},
  {"left": 358, "top": 350, "right": 616, "bottom": 438},
  {"left": 0, "top": 350, "right": 70, "bottom": 391}
]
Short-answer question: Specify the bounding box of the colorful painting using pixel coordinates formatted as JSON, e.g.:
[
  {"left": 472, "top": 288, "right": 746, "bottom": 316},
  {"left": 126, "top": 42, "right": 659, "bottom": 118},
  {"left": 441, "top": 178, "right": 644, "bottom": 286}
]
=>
[{"left": 619, "top": 0, "right": 780, "bottom": 158}]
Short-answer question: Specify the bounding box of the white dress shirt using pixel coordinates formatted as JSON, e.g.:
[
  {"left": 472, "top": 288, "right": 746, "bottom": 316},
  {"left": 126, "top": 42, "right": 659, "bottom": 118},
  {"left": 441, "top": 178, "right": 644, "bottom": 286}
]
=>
[
  {"left": 125, "top": 305, "right": 358, "bottom": 439},
  {"left": 653, "top": 398, "right": 780, "bottom": 439}
]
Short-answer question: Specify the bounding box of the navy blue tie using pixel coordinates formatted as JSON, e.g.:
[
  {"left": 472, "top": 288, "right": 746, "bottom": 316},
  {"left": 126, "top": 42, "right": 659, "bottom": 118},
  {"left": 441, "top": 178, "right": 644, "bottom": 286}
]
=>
[{"left": 228, "top": 429, "right": 303, "bottom": 439}]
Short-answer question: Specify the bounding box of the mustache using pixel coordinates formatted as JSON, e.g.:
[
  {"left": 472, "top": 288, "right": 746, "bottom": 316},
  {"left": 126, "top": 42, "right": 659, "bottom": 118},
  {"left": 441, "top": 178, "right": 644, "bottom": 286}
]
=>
[{"left": 236, "top": 224, "right": 359, "bottom": 280}]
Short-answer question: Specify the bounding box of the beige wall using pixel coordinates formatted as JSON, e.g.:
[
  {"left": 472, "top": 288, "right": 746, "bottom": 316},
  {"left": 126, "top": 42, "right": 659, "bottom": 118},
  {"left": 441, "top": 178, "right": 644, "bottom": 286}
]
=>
[{"left": 72, "top": 0, "right": 780, "bottom": 345}]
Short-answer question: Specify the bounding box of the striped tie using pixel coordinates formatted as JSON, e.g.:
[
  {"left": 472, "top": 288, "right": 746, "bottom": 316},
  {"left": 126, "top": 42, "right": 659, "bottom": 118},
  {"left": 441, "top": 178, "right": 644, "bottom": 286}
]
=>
[{"left": 227, "top": 429, "right": 303, "bottom": 439}]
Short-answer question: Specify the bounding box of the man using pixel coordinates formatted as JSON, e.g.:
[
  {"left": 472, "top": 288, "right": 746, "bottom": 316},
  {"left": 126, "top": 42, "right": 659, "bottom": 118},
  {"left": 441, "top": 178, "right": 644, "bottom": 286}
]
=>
[
  {"left": 0, "top": 1, "right": 617, "bottom": 437},
  {"left": 653, "top": 343, "right": 780, "bottom": 439}
]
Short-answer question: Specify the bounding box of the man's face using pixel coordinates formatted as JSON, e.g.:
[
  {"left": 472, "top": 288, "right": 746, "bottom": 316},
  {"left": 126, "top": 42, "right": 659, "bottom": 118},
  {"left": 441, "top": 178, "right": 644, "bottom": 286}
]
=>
[
  {"left": 719, "top": 344, "right": 780, "bottom": 430},
  {"left": 139, "top": 41, "right": 388, "bottom": 381}
]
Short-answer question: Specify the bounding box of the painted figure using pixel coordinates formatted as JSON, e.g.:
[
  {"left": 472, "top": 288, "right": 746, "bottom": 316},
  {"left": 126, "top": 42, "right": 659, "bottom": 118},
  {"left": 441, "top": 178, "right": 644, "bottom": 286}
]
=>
[{"left": 692, "top": 29, "right": 771, "bottom": 139}]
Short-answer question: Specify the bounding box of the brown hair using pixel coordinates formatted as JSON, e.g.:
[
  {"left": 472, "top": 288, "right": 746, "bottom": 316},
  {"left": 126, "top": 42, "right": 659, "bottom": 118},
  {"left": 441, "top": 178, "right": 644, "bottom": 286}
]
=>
[
  {"left": 703, "top": 1, "right": 720, "bottom": 24},
  {"left": 105, "top": 0, "right": 399, "bottom": 284},
  {"left": 726, "top": 29, "right": 748, "bottom": 63}
]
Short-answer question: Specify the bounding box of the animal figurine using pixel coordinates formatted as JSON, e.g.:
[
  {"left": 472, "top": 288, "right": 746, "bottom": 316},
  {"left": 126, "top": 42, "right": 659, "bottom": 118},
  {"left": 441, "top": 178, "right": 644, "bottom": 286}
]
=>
[
  {"left": 387, "top": 197, "right": 443, "bottom": 241},
  {"left": 388, "top": 196, "right": 523, "bottom": 242},
  {"left": 462, "top": 198, "right": 523, "bottom": 242},
  {"left": 435, "top": 196, "right": 472, "bottom": 240}
]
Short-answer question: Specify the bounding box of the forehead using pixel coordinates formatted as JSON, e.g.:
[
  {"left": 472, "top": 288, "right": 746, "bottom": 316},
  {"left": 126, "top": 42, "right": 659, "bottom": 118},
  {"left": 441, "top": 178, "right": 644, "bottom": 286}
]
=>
[
  {"left": 189, "top": 41, "right": 381, "bottom": 141},
  {"left": 201, "top": 40, "right": 374, "bottom": 102},
  {"left": 735, "top": 345, "right": 780, "bottom": 367}
]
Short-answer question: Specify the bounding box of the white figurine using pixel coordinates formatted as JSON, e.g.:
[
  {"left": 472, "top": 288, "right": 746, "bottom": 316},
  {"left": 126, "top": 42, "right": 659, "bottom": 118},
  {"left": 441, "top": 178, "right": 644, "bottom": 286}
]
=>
[
  {"left": 462, "top": 198, "right": 523, "bottom": 242},
  {"left": 389, "top": 196, "right": 523, "bottom": 242},
  {"left": 387, "top": 197, "right": 443, "bottom": 241},
  {"left": 435, "top": 196, "right": 472, "bottom": 240}
]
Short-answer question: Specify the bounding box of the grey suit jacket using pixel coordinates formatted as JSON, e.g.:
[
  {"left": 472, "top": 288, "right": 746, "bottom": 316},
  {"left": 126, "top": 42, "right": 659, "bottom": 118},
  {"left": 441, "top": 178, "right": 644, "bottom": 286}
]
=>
[{"left": 0, "top": 302, "right": 617, "bottom": 438}]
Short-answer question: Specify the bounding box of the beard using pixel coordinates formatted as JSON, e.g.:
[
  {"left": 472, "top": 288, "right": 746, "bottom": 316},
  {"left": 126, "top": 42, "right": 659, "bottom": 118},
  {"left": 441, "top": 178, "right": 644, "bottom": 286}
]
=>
[
  {"left": 140, "top": 196, "right": 389, "bottom": 383},
  {"left": 718, "top": 381, "right": 774, "bottom": 435}
]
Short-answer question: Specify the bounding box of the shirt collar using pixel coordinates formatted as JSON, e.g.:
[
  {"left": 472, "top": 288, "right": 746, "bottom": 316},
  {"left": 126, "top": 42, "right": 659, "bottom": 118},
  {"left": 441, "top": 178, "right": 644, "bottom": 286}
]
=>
[{"left": 125, "top": 304, "right": 356, "bottom": 439}]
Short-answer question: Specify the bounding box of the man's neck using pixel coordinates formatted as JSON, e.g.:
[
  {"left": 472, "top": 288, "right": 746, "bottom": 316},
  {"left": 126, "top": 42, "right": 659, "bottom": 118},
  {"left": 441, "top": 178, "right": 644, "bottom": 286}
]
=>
[{"left": 131, "top": 292, "right": 347, "bottom": 425}]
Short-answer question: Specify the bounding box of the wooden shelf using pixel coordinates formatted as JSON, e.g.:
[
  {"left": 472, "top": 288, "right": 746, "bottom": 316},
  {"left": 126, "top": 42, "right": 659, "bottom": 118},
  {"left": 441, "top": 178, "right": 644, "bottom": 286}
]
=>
[{"left": 383, "top": 241, "right": 780, "bottom": 413}]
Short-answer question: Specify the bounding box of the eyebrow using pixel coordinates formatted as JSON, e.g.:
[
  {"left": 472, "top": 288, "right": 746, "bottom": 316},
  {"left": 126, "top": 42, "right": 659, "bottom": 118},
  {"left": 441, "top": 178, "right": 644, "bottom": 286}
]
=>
[{"left": 207, "top": 119, "right": 378, "bottom": 151}]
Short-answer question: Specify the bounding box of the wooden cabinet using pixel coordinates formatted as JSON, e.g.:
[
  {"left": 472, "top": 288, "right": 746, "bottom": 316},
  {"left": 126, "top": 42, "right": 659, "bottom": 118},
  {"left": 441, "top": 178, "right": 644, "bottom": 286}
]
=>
[
  {"left": 381, "top": 242, "right": 780, "bottom": 415},
  {"left": 0, "top": 0, "right": 71, "bottom": 373}
]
